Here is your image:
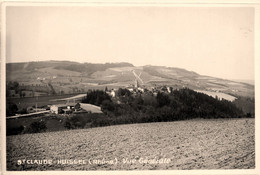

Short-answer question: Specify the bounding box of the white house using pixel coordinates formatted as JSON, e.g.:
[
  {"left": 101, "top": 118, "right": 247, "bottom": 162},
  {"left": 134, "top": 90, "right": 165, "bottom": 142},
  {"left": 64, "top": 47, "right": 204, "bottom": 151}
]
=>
[{"left": 50, "top": 103, "right": 76, "bottom": 114}]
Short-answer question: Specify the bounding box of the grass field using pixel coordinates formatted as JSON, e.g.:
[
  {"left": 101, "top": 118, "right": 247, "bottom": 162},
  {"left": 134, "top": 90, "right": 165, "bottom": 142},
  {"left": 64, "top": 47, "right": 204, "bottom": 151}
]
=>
[
  {"left": 194, "top": 90, "right": 237, "bottom": 101},
  {"left": 7, "top": 115, "right": 67, "bottom": 134},
  {"left": 6, "top": 118, "right": 254, "bottom": 170}
]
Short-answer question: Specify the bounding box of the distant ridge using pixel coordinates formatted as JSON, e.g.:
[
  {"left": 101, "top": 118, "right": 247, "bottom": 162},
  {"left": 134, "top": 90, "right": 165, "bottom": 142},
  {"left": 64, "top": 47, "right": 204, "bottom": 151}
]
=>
[
  {"left": 231, "top": 79, "right": 254, "bottom": 85},
  {"left": 6, "top": 60, "right": 254, "bottom": 98}
]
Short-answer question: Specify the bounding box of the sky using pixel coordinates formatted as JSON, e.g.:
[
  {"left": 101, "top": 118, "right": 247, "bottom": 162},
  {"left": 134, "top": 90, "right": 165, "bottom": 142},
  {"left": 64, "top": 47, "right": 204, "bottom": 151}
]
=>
[{"left": 6, "top": 6, "right": 255, "bottom": 80}]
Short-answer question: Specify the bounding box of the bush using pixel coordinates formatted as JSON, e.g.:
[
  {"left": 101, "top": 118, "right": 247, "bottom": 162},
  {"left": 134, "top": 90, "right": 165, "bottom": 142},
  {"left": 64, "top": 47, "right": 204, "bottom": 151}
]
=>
[
  {"left": 63, "top": 113, "right": 103, "bottom": 129},
  {"left": 6, "top": 125, "right": 24, "bottom": 136},
  {"left": 25, "top": 121, "right": 47, "bottom": 133},
  {"left": 6, "top": 102, "right": 18, "bottom": 116},
  {"left": 64, "top": 116, "right": 85, "bottom": 129},
  {"left": 18, "top": 108, "right": 27, "bottom": 114}
]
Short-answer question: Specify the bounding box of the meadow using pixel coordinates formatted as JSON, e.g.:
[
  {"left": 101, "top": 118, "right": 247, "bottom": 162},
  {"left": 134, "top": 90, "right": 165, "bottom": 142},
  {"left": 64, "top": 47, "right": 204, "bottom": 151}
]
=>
[{"left": 6, "top": 118, "right": 254, "bottom": 170}]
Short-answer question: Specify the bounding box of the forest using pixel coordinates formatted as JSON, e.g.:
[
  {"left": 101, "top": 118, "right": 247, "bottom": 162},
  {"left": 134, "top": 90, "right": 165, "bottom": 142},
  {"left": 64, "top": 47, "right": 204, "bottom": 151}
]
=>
[{"left": 65, "top": 88, "right": 251, "bottom": 129}]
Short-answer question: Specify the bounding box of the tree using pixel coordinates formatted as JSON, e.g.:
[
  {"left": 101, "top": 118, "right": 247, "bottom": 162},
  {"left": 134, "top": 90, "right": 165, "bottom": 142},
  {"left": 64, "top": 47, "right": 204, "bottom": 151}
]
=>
[
  {"left": 101, "top": 100, "right": 116, "bottom": 112},
  {"left": 6, "top": 125, "right": 25, "bottom": 136},
  {"left": 130, "top": 94, "right": 144, "bottom": 111},
  {"left": 75, "top": 103, "right": 81, "bottom": 110},
  {"left": 117, "top": 88, "right": 131, "bottom": 97},
  {"left": 156, "top": 92, "right": 170, "bottom": 107},
  {"left": 81, "top": 90, "right": 111, "bottom": 106},
  {"left": 6, "top": 102, "right": 18, "bottom": 116},
  {"left": 6, "top": 81, "right": 20, "bottom": 95},
  {"left": 143, "top": 94, "right": 157, "bottom": 107}
]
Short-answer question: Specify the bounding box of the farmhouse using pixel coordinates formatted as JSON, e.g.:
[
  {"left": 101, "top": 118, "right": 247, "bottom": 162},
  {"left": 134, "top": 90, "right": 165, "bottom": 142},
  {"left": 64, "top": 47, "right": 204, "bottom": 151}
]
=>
[
  {"left": 50, "top": 102, "right": 103, "bottom": 114},
  {"left": 50, "top": 103, "right": 76, "bottom": 114}
]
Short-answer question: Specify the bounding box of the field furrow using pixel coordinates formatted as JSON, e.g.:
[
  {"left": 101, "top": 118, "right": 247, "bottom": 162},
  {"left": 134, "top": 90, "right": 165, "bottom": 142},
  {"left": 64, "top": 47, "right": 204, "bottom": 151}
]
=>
[{"left": 6, "top": 118, "right": 254, "bottom": 170}]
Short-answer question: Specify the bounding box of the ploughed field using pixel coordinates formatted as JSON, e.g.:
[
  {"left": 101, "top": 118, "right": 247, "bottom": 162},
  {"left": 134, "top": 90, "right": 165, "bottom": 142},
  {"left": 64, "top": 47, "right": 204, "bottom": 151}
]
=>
[{"left": 7, "top": 118, "right": 254, "bottom": 170}]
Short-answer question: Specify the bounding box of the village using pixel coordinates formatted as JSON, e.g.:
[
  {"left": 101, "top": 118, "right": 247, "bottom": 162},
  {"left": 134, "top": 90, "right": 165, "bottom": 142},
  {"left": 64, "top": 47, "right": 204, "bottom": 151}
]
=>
[
  {"left": 6, "top": 69, "right": 180, "bottom": 119},
  {"left": 6, "top": 82, "right": 176, "bottom": 119},
  {"left": 6, "top": 66, "right": 239, "bottom": 121}
]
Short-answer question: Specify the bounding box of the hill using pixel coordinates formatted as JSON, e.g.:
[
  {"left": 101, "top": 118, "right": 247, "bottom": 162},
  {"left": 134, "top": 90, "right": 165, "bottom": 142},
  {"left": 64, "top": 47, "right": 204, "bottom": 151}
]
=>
[{"left": 6, "top": 60, "right": 254, "bottom": 98}]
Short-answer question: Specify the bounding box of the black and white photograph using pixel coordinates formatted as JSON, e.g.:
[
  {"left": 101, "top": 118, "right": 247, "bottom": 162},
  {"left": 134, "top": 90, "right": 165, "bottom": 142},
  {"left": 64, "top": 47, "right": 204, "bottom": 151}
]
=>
[{"left": 1, "top": 1, "right": 259, "bottom": 173}]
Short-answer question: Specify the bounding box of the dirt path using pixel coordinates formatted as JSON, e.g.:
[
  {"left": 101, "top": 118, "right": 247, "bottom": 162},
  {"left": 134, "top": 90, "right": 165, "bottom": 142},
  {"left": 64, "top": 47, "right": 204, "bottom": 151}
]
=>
[{"left": 6, "top": 118, "right": 255, "bottom": 170}]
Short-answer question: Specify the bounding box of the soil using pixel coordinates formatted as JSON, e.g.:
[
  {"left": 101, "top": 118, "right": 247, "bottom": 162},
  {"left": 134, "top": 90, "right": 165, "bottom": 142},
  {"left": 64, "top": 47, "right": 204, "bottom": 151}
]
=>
[{"left": 6, "top": 118, "right": 255, "bottom": 170}]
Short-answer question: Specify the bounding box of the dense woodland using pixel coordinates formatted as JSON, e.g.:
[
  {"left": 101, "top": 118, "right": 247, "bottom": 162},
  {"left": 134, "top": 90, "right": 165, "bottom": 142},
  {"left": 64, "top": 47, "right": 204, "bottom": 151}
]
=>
[{"left": 64, "top": 88, "right": 252, "bottom": 129}]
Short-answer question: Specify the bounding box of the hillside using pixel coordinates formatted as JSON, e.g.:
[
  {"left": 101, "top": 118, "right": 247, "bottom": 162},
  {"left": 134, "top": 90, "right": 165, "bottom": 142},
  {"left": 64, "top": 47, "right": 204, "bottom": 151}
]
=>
[
  {"left": 6, "top": 60, "right": 254, "bottom": 98},
  {"left": 7, "top": 119, "right": 254, "bottom": 170}
]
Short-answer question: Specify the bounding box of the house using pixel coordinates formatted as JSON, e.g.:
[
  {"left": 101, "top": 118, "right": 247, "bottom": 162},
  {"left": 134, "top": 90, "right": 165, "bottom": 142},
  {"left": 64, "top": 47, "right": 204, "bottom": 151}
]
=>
[
  {"left": 106, "top": 89, "right": 116, "bottom": 98},
  {"left": 111, "top": 90, "right": 116, "bottom": 98},
  {"left": 167, "top": 87, "right": 172, "bottom": 93},
  {"left": 128, "top": 88, "right": 134, "bottom": 92},
  {"left": 137, "top": 87, "right": 144, "bottom": 93},
  {"left": 50, "top": 103, "right": 76, "bottom": 114}
]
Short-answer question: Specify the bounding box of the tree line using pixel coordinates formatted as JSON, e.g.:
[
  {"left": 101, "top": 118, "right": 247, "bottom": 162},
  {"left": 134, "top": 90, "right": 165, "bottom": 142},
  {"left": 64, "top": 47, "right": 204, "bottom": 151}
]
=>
[{"left": 63, "top": 88, "right": 249, "bottom": 129}]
